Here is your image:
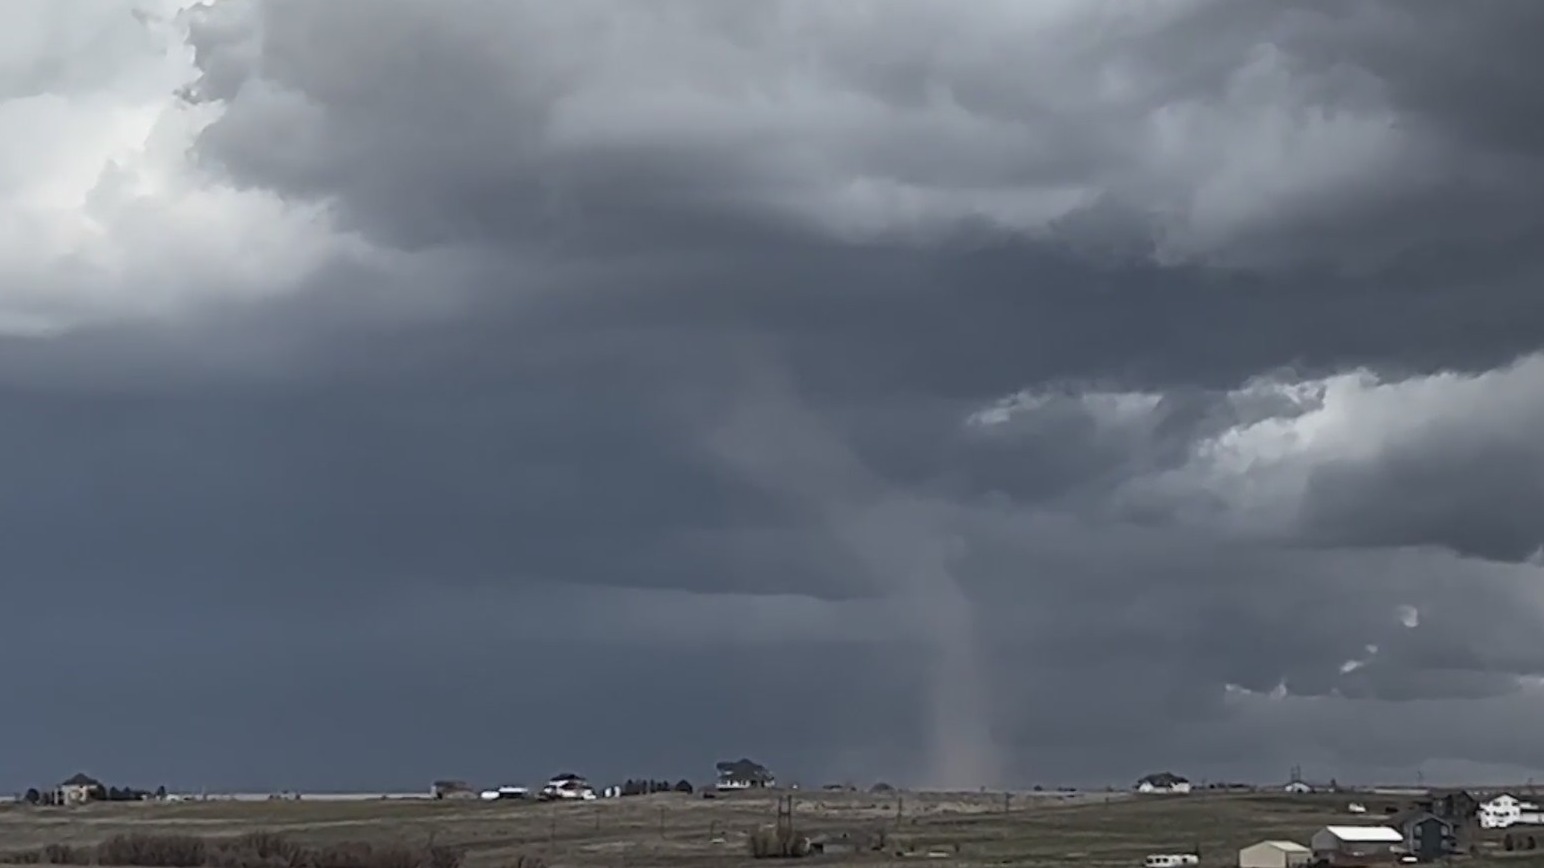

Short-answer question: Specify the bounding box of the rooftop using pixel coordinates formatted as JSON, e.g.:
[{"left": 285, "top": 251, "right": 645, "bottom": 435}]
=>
[
  {"left": 1249, "top": 841, "right": 1311, "bottom": 853},
  {"left": 1321, "top": 826, "right": 1404, "bottom": 843}
]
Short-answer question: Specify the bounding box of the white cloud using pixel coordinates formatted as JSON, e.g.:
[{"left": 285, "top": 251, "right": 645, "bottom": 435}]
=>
[
  {"left": 971, "top": 352, "right": 1544, "bottom": 543},
  {"left": 0, "top": 0, "right": 370, "bottom": 335},
  {"left": 1179, "top": 354, "right": 1544, "bottom": 531},
  {"left": 965, "top": 388, "right": 1162, "bottom": 429}
]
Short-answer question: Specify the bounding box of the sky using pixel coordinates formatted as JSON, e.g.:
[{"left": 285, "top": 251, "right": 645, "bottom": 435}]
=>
[{"left": 3, "top": 0, "right": 1544, "bottom": 794}]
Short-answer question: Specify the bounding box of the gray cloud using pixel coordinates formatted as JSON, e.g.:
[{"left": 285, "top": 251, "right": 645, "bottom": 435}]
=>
[{"left": 1, "top": 0, "right": 1543, "bottom": 792}]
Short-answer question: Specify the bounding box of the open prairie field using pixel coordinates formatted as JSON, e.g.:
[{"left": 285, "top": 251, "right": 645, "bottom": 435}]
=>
[{"left": 4, "top": 790, "right": 1544, "bottom": 868}]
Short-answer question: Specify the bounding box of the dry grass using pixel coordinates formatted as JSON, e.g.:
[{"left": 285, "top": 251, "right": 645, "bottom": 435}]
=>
[
  {"left": 0, "top": 789, "right": 1534, "bottom": 868},
  {"left": 0, "top": 831, "right": 469, "bottom": 868}
]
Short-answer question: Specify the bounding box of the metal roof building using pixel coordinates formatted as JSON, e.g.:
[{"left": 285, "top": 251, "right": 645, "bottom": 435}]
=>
[
  {"left": 1310, "top": 826, "right": 1405, "bottom": 867},
  {"left": 1239, "top": 840, "right": 1311, "bottom": 868}
]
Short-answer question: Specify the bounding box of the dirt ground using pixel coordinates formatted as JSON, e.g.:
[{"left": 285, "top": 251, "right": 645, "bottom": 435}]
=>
[{"left": 5, "top": 790, "right": 1544, "bottom": 868}]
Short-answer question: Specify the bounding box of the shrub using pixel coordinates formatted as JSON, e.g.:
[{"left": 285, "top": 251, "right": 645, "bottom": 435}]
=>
[
  {"left": 304, "top": 843, "right": 424, "bottom": 868},
  {"left": 871, "top": 828, "right": 888, "bottom": 852},
  {"left": 98, "top": 834, "right": 208, "bottom": 867},
  {"left": 207, "top": 832, "right": 308, "bottom": 868},
  {"left": 5, "top": 833, "right": 465, "bottom": 868},
  {"left": 423, "top": 845, "right": 463, "bottom": 868},
  {"left": 42, "top": 845, "right": 88, "bottom": 866},
  {"left": 747, "top": 826, "right": 810, "bottom": 859}
]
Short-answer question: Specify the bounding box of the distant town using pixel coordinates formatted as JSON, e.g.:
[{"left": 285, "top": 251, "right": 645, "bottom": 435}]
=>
[
  {"left": 10, "top": 757, "right": 780, "bottom": 806},
  {"left": 12, "top": 763, "right": 1544, "bottom": 864}
]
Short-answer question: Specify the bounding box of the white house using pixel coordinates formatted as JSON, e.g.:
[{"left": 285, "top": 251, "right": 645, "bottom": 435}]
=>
[
  {"left": 1479, "top": 794, "right": 1544, "bottom": 829},
  {"left": 716, "top": 759, "right": 775, "bottom": 790},
  {"left": 55, "top": 774, "right": 105, "bottom": 806},
  {"left": 1239, "top": 840, "right": 1311, "bottom": 868},
  {"left": 1135, "top": 772, "right": 1192, "bottom": 794},
  {"left": 1284, "top": 781, "right": 1313, "bottom": 794},
  {"left": 539, "top": 773, "right": 596, "bottom": 801}
]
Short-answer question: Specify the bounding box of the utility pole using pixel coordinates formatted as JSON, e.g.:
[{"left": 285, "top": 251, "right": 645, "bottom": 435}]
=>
[{"left": 776, "top": 793, "right": 795, "bottom": 839}]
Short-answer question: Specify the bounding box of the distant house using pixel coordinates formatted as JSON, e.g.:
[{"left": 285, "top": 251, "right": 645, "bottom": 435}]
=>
[
  {"left": 1392, "top": 811, "right": 1458, "bottom": 862},
  {"left": 1419, "top": 790, "right": 1480, "bottom": 823},
  {"left": 56, "top": 773, "right": 105, "bottom": 806},
  {"left": 716, "top": 758, "right": 774, "bottom": 790},
  {"left": 1309, "top": 826, "right": 1405, "bottom": 866},
  {"left": 1480, "top": 794, "right": 1544, "bottom": 829},
  {"left": 1238, "top": 840, "right": 1312, "bottom": 868},
  {"left": 539, "top": 773, "right": 595, "bottom": 801},
  {"left": 430, "top": 780, "right": 476, "bottom": 800},
  {"left": 1285, "top": 781, "right": 1314, "bottom": 794},
  {"left": 1135, "top": 772, "right": 1191, "bottom": 795}
]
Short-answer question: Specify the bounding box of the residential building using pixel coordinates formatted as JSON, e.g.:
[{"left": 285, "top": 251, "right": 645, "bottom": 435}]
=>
[
  {"left": 716, "top": 758, "right": 774, "bottom": 790},
  {"left": 1393, "top": 811, "right": 1457, "bottom": 862},
  {"left": 1309, "top": 826, "right": 1406, "bottom": 866},
  {"left": 539, "top": 773, "right": 595, "bottom": 801},
  {"left": 1479, "top": 794, "right": 1544, "bottom": 829},
  {"left": 1418, "top": 790, "right": 1480, "bottom": 823},
  {"left": 55, "top": 773, "right": 105, "bottom": 806},
  {"left": 1282, "top": 766, "right": 1337, "bottom": 795},
  {"left": 1238, "top": 840, "right": 1312, "bottom": 868},
  {"left": 1135, "top": 772, "right": 1192, "bottom": 794}
]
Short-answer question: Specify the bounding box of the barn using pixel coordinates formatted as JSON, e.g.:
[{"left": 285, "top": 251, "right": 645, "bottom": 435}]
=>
[
  {"left": 1238, "top": 840, "right": 1311, "bottom": 868},
  {"left": 1310, "top": 826, "right": 1405, "bottom": 866}
]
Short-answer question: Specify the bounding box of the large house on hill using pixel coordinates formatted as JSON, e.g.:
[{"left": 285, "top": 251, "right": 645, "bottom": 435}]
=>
[
  {"left": 539, "top": 773, "right": 595, "bottom": 801},
  {"left": 56, "top": 773, "right": 105, "bottom": 806},
  {"left": 1135, "top": 772, "right": 1191, "bottom": 794},
  {"left": 716, "top": 758, "right": 774, "bottom": 790}
]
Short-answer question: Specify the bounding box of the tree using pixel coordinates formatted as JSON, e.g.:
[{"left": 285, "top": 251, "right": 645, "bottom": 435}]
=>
[
  {"left": 23, "top": 788, "right": 40, "bottom": 805},
  {"left": 674, "top": 780, "right": 694, "bottom": 794},
  {"left": 155, "top": 785, "right": 168, "bottom": 800}
]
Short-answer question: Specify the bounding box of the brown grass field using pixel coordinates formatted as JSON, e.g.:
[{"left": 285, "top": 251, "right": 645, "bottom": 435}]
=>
[{"left": 6, "top": 790, "right": 1544, "bottom": 868}]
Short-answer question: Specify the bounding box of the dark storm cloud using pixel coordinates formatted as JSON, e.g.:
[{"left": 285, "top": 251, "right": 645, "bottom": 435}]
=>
[
  {"left": 181, "top": 0, "right": 1544, "bottom": 388},
  {"left": 4, "top": 0, "right": 1544, "bottom": 791},
  {"left": 185, "top": 0, "right": 1544, "bottom": 269}
]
